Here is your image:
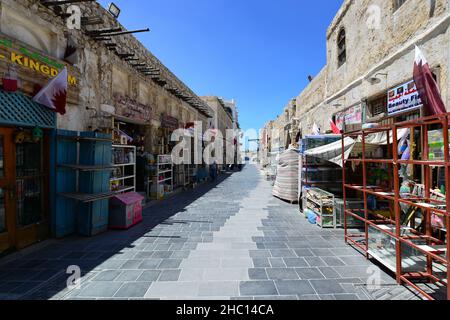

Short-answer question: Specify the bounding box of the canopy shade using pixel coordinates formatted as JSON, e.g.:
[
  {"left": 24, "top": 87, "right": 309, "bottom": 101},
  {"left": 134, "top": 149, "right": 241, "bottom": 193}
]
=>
[{"left": 304, "top": 129, "right": 409, "bottom": 167}]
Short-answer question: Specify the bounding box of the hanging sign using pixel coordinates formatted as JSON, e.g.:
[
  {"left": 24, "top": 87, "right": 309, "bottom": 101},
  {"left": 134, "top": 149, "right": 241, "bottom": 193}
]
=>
[
  {"left": 161, "top": 114, "right": 179, "bottom": 130},
  {"left": 0, "top": 36, "right": 78, "bottom": 86},
  {"left": 335, "top": 104, "right": 363, "bottom": 130},
  {"left": 114, "top": 94, "right": 153, "bottom": 123},
  {"left": 387, "top": 80, "right": 422, "bottom": 116}
]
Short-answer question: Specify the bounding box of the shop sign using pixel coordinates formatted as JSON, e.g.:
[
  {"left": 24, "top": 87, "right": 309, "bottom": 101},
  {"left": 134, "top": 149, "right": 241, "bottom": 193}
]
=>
[
  {"left": 335, "top": 104, "right": 363, "bottom": 130},
  {"left": 114, "top": 94, "right": 153, "bottom": 123},
  {"left": 387, "top": 80, "right": 422, "bottom": 116},
  {"left": 161, "top": 114, "right": 179, "bottom": 130},
  {"left": 0, "top": 37, "right": 78, "bottom": 86}
]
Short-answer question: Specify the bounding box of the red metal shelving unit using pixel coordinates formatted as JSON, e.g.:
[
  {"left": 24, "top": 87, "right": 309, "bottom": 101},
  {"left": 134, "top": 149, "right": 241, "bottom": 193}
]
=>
[{"left": 342, "top": 112, "right": 450, "bottom": 300}]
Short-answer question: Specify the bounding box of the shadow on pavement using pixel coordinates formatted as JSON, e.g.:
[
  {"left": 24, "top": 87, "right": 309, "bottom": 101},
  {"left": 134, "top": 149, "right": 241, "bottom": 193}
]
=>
[{"left": 0, "top": 170, "right": 242, "bottom": 300}]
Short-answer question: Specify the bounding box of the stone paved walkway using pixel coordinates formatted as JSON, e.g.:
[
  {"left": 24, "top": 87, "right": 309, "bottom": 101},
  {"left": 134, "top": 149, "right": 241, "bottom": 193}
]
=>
[{"left": 0, "top": 165, "right": 421, "bottom": 300}]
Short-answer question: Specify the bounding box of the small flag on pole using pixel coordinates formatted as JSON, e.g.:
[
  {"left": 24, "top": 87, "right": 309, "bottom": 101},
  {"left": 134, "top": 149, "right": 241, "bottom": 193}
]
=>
[
  {"left": 312, "top": 123, "right": 321, "bottom": 135},
  {"left": 330, "top": 118, "right": 341, "bottom": 134},
  {"left": 33, "top": 67, "right": 68, "bottom": 115}
]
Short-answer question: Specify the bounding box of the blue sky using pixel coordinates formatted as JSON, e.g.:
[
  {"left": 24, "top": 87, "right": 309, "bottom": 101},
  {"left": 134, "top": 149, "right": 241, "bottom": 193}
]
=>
[{"left": 98, "top": 0, "right": 343, "bottom": 132}]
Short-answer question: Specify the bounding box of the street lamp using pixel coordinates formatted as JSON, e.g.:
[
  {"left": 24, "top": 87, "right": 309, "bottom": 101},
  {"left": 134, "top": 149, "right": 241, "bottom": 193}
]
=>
[{"left": 108, "top": 2, "right": 121, "bottom": 19}]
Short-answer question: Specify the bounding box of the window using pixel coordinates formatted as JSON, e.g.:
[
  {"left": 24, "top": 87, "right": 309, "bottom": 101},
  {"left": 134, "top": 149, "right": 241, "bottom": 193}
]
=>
[
  {"left": 394, "top": 0, "right": 407, "bottom": 11},
  {"left": 367, "top": 96, "right": 387, "bottom": 120},
  {"left": 337, "top": 28, "right": 346, "bottom": 67}
]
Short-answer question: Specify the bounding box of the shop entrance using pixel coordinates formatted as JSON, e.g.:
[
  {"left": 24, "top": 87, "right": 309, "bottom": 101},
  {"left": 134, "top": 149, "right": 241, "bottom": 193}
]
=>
[{"left": 0, "top": 127, "right": 49, "bottom": 254}]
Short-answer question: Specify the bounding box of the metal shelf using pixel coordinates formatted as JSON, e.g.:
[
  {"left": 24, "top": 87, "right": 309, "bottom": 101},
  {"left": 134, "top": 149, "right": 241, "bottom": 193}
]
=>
[
  {"left": 110, "top": 175, "right": 135, "bottom": 181},
  {"left": 59, "top": 164, "right": 115, "bottom": 172},
  {"left": 59, "top": 191, "right": 117, "bottom": 203},
  {"left": 57, "top": 135, "right": 112, "bottom": 142},
  {"left": 113, "top": 163, "right": 136, "bottom": 167},
  {"left": 342, "top": 112, "right": 450, "bottom": 301}
]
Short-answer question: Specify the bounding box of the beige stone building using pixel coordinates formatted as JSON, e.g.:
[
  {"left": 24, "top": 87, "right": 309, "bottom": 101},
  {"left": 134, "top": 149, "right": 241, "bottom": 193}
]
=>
[
  {"left": 295, "top": 0, "right": 450, "bottom": 133},
  {"left": 201, "top": 96, "right": 236, "bottom": 167},
  {"left": 0, "top": 0, "right": 213, "bottom": 253}
]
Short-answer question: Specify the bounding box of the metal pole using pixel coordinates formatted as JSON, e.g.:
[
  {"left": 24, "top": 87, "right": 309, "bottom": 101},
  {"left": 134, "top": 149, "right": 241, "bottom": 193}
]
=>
[
  {"left": 362, "top": 130, "right": 369, "bottom": 258},
  {"left": 342, "top": 134, "right": 348, "bottom": 244},
  {"left": 392, "top": 124, "right": 402, "bottom": 284},
  {"left": 443, "top": 114, "right": 450, "bottom": 300},
  {"left": 423, "top": 122, "right": 433, "bottom": 279}
]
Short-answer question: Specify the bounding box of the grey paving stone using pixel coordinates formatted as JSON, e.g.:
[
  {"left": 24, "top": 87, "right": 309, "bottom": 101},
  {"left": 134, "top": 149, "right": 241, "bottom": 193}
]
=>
[
  {"left": 269, "top": 258, "right": 286, "bottom": 268},
  {"left": 158, "top": 259, "right": 182, "bottom": 269},
  {"left": 319, "top": 267, "right": 341, "bottom": 279},
  {"left": 305, "top": 257, "right": 327, "bottom": 267},
  {"left": 92, "top": 270, "right": 122, "bottom": 282},
  {"left": 77, "top": 282, "right": 123, "bottom": 298},
  {"left": 275, "top": 280, "right": 315, "bottom": 296},
  {"left": 249, "top": 250, "right": 271, "bottom": 258},
  {"left": 139, "top": 259, "right": 163, "bottom": 270},
  {"left": 311, "top": 248, "right": 335, "bottom": 257},
  {"left": 321, "top": 256, "right": 346, "bottom": 267},
  {"left": 319, "top": 294, "right": 336, "bottom": 300},
  {"left": 134, "top": 252, "right": 154, "bottom": 259},
  {"left": 158, "top": 270, "right": 181, "bottom": 282},
  {"left": 293, "top": 248, "right": 315, "bottom": 257},
  {"left": 152, "top": 251, "right": 173, "bottom": 259},
  {"left": 115, "top": 271, "right": 143, "bottom": 282},
  {"left": 254, "top": 295, "right": 298, "bottom": 300},
  {"left": 264, "top": 242, "right": 288, "bottom": 249},
  {"left": 266, "top": 268, "right": 299, "bottom": 280},
  {"left": 114, "top": 282, "right": 152, "bottom": 298},
  {"left": 179, "top": 269, "right": 205, "bottom": 281},
  {"left": 295, "top": 268, "right": 326, "bottom": 280},
  {"left": 171, "top": 251, "right": 191, "bottom": 259},
  {"left": 248, "top": 269, "right": 268, "bottom": 280},
  {"left": 198, "top": 281, "right": 239, "bottom": 297},
  {"left": 239, "top": 281, "right": 278, "bottom": 296},
  {"left": 120, "top": 260, "right": 143, "bottom": 270},
  {"left": 310, "top": 279, "right": 347, "bottom": 295},
  {"left": 138, "top": 270, "right": 161, "bottom": 282},
  {"left": 252, "top": 258, "right": 271, "bottom": 268},
  {"left": 283, "top": 258, "right": 309, "bottom": 268},
  {"left": 145, "top": 282, "right": 199, "bottom": 298},
  {"left": 339, "top": 256, "right": 372, "bottom": 266},
  {"left": 270, "top": 249, "right": 296, "bottom": 258},
  {"left": 334, "top": 294, "right": 360, "bottom": 300},
  {"left": 298, "top": 294, "right": 321, "bottom": 300},
  {"left": 203, "top": 268, "right": 249, "bottom": 281}
]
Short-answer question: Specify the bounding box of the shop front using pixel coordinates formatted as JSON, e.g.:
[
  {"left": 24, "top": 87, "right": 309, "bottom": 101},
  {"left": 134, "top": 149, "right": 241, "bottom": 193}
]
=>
[
  {"left": 0, "top": 93, "right": 55, "bottom": 254},
  {"left": 108, "top": 94, "right": 154, "bottom": 197},
  {"left": 0, "top": 35, "right": 79, "bottom": 254}
]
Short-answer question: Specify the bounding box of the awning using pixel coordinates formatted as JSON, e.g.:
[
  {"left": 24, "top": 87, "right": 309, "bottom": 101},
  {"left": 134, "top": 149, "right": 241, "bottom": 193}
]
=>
[
  {"left": 0, "top": 90, "right": 56, "bottom": 128},
  {"left": 304, "top": 129, "right": 410, "bottom": 167},
  {"left": 113, "top": 114, "right": 151, "bottom": 126},
  {"left": 305, "top": 137, "right": 356, "bottom": 167}
]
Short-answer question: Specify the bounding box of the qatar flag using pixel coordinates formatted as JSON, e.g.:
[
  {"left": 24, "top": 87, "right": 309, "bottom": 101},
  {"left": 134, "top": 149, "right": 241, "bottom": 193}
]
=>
[
  {"left": 330, "top": 118, "right": 341, "bottom": 134},
  {"left": 413, "top": 46, "right": 446, "bottom": 116},
  {"left": 33, "top": 67, "right": 68, "bottom": 115}
]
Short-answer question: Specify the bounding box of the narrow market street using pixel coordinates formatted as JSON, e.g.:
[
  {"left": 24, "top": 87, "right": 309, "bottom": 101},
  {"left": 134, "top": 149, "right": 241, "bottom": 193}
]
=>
[{"left": 0, "top": 165, "right": 420, "bottom": 300}]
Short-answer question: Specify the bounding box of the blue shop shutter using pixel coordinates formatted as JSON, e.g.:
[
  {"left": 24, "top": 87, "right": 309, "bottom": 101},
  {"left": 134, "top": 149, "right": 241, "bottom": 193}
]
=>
[{"left": 0, "top": 90, "right": 56, "bottom": 128}]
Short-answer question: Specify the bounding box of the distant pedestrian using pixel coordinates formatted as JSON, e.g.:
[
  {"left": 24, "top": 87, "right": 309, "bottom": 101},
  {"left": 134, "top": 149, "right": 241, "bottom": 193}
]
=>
[{"left": 210, "top": 161, "right": 218, "bottom": 181}]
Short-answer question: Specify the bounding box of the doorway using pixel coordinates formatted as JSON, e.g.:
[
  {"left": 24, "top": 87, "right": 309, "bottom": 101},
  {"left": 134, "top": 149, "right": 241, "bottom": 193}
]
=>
[{"left": 0, "top": 127, "right": 49, "bottom": 254}]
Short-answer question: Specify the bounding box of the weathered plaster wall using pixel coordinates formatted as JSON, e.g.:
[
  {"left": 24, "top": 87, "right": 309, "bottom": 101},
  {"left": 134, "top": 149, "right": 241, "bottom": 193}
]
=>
[{"left": 293, "top": 0, "right": 450, "bottom": 134}]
